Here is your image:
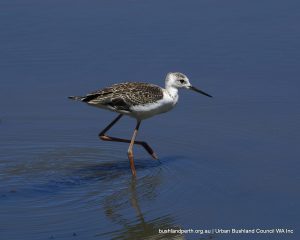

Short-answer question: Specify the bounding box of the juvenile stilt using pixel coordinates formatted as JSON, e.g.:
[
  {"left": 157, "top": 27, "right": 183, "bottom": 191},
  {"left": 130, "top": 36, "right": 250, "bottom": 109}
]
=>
[{"left": 69, "top": 72, "right": 212, "bottom": 175}]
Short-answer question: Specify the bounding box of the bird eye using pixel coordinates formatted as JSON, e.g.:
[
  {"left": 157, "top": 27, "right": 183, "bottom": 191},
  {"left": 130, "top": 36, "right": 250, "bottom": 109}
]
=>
[{"left": 179, "top": 79, "right": 185, "bottom": 84}]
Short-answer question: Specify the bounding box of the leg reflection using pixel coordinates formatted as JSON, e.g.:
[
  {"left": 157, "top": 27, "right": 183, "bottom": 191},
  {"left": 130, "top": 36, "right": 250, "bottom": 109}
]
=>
[{"left": 100, "top": 172, "right": 185, "bottom": 239}]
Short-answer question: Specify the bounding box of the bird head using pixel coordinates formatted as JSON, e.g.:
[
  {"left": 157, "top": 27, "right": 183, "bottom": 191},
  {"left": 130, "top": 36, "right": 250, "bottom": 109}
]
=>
[{"left": 165, "top": 72, "right": 212, "bottom": 97}]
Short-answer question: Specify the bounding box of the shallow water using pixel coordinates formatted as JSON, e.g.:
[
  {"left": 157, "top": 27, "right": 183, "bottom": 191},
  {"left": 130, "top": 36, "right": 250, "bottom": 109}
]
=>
[{"left": 1, "top": 0, "right": 300, "bottom": 239}]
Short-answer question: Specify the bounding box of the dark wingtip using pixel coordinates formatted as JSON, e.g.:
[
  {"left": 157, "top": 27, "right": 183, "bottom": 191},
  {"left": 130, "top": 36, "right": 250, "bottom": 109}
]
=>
[{"left": 68, "top": 96, "right": 83, "bottom": 101}]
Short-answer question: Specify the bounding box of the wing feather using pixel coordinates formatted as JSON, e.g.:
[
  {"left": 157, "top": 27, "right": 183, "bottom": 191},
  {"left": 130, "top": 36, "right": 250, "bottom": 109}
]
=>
[{"left": 80, "top": 82, "right": 163, "bottom": 112}]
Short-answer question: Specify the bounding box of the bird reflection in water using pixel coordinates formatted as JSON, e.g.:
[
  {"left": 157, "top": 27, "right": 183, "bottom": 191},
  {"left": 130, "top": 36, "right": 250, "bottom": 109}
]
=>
[{"left": 98, "top": 172, "right": 185, "bottom": 240}]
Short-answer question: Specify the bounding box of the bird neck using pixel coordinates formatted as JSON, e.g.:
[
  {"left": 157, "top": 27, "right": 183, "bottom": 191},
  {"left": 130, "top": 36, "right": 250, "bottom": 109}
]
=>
[{"left": 165, "top": 85, "right": 178, "bottom": 99}]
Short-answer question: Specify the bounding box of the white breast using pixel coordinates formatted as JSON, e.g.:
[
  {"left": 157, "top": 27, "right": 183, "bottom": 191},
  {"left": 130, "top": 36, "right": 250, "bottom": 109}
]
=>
[{"left": 130, "top": 90, "right": 178, "bottom": 120}]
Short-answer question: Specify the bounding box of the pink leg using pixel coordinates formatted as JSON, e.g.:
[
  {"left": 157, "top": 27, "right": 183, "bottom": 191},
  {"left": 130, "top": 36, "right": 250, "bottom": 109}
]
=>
[{"left": 99, "top": 114, "right": 158, "bottom": 160}]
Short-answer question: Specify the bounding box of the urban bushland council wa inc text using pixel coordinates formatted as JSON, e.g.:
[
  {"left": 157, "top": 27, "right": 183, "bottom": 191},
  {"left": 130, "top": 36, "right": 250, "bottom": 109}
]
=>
[{"left": 159, "top": 228, "right": 294, "bottom": 235}]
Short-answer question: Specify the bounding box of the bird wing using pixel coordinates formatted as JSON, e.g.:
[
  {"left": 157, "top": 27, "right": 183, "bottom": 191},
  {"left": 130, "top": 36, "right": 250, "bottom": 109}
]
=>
[{"left": 82, "top": 82, "right": 164, "bottom": 112}]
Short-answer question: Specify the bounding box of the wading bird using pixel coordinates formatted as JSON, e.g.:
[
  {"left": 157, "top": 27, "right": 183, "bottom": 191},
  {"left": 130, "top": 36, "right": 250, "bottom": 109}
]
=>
[{"left": 69, "top": 72, "right": 212, "bottom": 176}]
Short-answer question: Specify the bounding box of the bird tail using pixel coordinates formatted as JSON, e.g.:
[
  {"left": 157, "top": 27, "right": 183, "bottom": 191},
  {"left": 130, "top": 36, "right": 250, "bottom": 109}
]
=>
[{"left": 68, "top": 96, "right": 85, "bottom": 101}]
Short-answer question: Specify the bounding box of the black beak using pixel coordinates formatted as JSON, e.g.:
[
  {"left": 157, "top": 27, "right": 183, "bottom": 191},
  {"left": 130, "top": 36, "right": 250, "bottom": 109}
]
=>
[{"left": 189, "top": 86, "right": 213, "bottom": 98}]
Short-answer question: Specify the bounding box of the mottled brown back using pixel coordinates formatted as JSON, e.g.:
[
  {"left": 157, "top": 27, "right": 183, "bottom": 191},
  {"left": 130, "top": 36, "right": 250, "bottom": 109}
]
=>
[{"left": 81, "top": 82, "right": 164, "bottom": 112}]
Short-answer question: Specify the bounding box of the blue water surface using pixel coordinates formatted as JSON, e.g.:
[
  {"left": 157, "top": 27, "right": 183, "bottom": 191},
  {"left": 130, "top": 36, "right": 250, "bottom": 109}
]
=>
[{"left": 0, "top": 0, "right": 299, "bottom": 239}]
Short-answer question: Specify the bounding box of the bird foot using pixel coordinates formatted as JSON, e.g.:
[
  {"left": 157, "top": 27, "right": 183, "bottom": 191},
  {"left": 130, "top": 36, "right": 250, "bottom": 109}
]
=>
[{"left": 151, "top": 152, "right": 159, "bottom": 160}]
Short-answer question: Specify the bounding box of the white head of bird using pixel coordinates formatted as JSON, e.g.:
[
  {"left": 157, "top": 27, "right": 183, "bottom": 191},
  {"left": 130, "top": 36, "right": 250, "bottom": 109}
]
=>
[{"left": 165, "top": 72, "right": 212, "bottom": 98}]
